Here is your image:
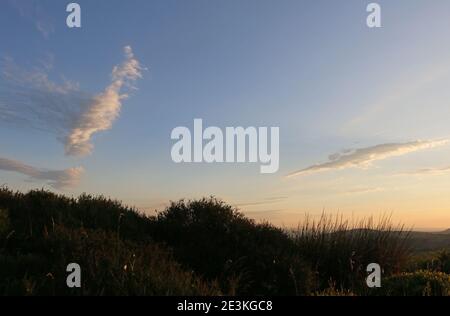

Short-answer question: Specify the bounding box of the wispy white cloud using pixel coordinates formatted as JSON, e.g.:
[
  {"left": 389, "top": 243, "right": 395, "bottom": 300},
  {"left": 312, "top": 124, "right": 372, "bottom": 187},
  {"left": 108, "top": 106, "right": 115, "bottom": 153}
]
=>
[
  {"left": 35, "top": 20, "right": 54, "bottom": 39},
  {"left": 7, "top": 0, "right": 54, "bottom": 39},
  {"left": 0, "top": 156, "right": 83, "bottom": 189},
  {"left": 396, "top": 166, "right": 450, "bottom": 176},
  {"left": 0, "top": 55, "right": 88, "bottom": 133},
  {"left": 343, "top": 62, "right": 450, "bottom": 134},
  {"left": 65, "top": 46, "right": 143, "bottom": 156},
  {"left": 234, "top": 196, "right": 288, "bottom": 208},
  {"left": 0, "top": 46, "right": 143, "bottom": 156},
  {"left": 340, "top": 187, "right": 384, "bottom": 195},
  {"left": 287, "top": 139, "right": 449, "bottom": 178}
]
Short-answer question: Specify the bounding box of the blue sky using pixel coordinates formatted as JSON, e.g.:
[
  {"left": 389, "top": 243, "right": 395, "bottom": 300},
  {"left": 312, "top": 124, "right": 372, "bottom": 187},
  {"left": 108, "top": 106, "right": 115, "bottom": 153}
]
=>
[{"left": 2, "top": 0, "right": 450, "bottom": 230}]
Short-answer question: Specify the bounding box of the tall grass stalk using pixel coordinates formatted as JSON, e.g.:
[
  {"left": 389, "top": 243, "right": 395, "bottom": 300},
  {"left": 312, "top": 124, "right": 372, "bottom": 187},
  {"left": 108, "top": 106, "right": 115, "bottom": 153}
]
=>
[{"left": 292, "top": 213, "right": 412, "bottom": 292}]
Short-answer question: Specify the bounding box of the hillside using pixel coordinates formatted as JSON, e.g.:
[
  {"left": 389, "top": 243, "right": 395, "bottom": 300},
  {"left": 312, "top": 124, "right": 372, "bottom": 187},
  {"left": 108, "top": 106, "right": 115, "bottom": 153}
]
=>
[{"left": 1, "top": 188, "right": 450, "bottom": 296}]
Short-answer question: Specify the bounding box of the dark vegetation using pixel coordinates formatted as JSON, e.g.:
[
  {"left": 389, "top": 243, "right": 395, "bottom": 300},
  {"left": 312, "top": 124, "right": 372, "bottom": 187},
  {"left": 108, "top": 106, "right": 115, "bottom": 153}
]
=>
[{"left": 0, "top": 188, "right": 449, "bottom": 296}]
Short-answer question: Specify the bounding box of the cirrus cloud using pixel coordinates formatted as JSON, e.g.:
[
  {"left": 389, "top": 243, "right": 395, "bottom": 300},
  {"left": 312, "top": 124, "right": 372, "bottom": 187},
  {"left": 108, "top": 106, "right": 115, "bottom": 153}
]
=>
[
  {"left": 287, "top": 139, "right": 449, "bottom": 178},
  {"left": 0, "top": 46, "right": 143, "bottom": 157},
  {"left": 7, "top": 0, "right": 55, "bottom": 39}
]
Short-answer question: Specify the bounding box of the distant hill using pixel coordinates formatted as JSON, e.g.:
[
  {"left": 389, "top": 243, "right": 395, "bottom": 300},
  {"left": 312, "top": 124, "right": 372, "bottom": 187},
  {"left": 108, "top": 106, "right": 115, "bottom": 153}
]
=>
[
  {"left": 408, "top": 231, "right": 450, "bottom": 252},
  {"left": 327, "top": 229, "right": 450, "bottom": 253}
]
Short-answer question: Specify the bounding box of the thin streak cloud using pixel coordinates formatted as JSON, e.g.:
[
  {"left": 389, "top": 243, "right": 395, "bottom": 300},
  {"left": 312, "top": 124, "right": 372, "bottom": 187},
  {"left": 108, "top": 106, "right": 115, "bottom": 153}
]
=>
[
  {"left": 340, "top": 187, "right": 384, "bottom": 195},
  {"left": 287, "top": 139, "right": 449, "bottom": 178},
  {"left": 0, "top": 156, "right": 83, "bottom": 189},
  {"left": 234, "top": 196, "right": 288, "bottom": 208},
  {"left": 397, "top": 166, "right": 450, "bottom": 176}
]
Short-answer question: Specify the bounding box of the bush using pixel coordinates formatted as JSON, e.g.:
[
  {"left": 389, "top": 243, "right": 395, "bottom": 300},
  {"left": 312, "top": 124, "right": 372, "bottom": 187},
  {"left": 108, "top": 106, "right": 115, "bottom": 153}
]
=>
[
  {"left": 0, "top": 188, "right": 153, "bottom": 243},
  {"left": 0, "top": 208, "right": 10, "bottom": 237},
  {"left": 436, "top": 250, "right": 450, "bottom": 274},
  {"left": 151, "top": 197, "right": 316, "bottom": 295},
  {"left": 409, "top": 249, "right": 450, "bottom": 274},
  {"left": 375, "top": 270, "right": 450, "bottom": 296},
  {"left": 0, "top": 188, "right": 219, "bottom": 296},
  {"left": 0, "top": 225, "right": 220, "bottom": 296}
]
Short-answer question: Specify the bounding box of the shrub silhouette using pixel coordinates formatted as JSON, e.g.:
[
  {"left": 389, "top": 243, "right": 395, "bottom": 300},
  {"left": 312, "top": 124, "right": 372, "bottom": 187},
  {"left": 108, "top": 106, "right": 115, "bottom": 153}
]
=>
[
  {"left": 1, "top": 189, "right": 315, "bottom": 295},
  {"left": 0, "top": 188, "right": 217, "bottom": 295},
  {"left": 0, "top": 189, "right": 152, "bottom": 243},
  {"left": 0, "top": 208, "right": 9, "bottom": 237},
  {"left": 1, "top": 225, "right": 219, "bottom": 295},
  {"left": 151, "top": 198, "right": 315, "bottom": 295}
]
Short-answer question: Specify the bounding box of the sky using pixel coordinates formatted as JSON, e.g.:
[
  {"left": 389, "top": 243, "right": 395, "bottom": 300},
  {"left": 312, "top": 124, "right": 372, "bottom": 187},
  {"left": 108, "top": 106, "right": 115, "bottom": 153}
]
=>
[{"left": 1, "top": 0, "right": 450, "bottom": 230}]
